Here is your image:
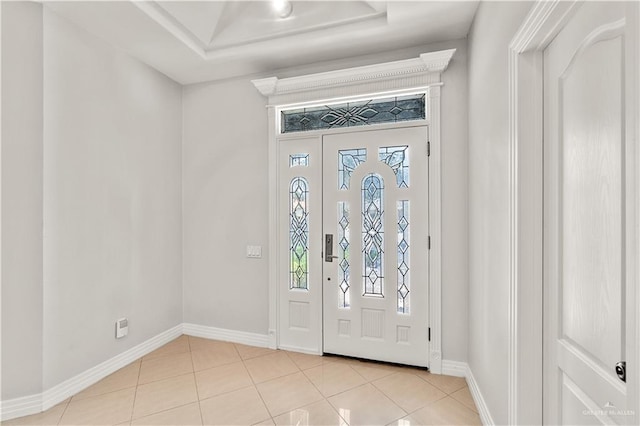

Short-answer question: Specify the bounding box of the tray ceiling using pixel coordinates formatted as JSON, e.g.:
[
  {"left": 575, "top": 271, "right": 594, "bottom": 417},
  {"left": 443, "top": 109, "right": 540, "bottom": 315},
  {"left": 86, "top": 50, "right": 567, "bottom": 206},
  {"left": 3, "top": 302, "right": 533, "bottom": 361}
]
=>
[{"left": 45, "top": 1, "right": 479, "bottom": 85}]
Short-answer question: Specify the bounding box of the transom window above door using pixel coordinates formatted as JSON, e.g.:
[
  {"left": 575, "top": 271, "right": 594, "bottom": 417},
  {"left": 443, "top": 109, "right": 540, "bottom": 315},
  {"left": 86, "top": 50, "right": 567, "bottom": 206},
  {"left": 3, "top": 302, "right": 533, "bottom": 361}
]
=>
[{"left": 280, "top": 93, "right": 426, "bottom": 133}]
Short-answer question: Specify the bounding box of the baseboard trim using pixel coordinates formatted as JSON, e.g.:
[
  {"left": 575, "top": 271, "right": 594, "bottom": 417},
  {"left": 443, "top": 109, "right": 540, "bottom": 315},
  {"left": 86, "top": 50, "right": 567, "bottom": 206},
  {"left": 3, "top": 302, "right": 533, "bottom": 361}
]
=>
[
  {"left": 465, "top": 365, "right": 495, "bottom": 425},
  {"left": 441, "top": 359, "right": 467, "bottom": 377},
  {"left": 442, "top": 359, "right": 494, "bottom": 426},
  {"left": 1, "top": 324, "right": 183, "bottom": 422},
  {"left": 0, "top": 393, "right": 42, "bottom": 423},
  {"left": 182, "top": 323, "right": 269, "bottom": 348},
  {"left": 277, "top": 344, "right": 321, "bottom": 355}
]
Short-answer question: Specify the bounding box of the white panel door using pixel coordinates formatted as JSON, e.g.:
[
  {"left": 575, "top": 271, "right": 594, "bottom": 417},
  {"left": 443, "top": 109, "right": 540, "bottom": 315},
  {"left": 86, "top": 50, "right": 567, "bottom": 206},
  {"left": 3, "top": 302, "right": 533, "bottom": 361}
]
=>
[
  {"left": 544, "top": 2, "right": 636, "bottom": 424},
  {"left": 322, "top": 127, "right": 430, "bottom": 366}
]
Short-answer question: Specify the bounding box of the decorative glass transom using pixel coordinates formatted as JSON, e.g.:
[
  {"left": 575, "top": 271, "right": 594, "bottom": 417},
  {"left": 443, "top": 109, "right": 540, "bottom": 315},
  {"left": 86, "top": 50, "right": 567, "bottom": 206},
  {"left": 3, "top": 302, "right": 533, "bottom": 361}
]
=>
[
  {"left": 289, "top": 154, "right": 309, "bottom": 167},
  {"left": 397, "top": 200, "right": 410, "bottom": 314},
  {"left": 289, "top": 177, "right": 309, "bottom": 290},
  {"left": 337, "top": 201, "right": 351, "bottom": 308},
  {"left": 281, "top": 94, "right": 426, "bottom": 133},
  {"left": 379, "top": 146, "right": 409, "bottom": 188},
  {"left": 362, "top": 173, "right": 384, "bottom": 296},
  {"left": 338, "top": 149, "right": 367, "bottom": 190}
]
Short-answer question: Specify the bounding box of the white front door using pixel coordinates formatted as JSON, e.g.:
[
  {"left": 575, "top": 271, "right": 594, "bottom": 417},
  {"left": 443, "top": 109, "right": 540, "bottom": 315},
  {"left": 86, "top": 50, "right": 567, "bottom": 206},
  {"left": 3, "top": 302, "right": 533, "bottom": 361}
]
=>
[
  {"left": 276, "top": 126, "right": 430, "bottom": 366},
  {"left": 322, "top": 127, "right": 430, "bottom": 366},
  {"left": 544, "top": 1, "right": 637, "bottom": 424}
]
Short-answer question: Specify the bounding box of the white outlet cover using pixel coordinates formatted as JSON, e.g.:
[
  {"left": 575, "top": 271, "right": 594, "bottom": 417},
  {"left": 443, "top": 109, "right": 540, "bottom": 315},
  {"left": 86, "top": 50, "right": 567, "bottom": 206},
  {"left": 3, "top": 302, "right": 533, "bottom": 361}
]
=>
[{"left": 116, "top": 318, "right": 128, "bottom": 339}]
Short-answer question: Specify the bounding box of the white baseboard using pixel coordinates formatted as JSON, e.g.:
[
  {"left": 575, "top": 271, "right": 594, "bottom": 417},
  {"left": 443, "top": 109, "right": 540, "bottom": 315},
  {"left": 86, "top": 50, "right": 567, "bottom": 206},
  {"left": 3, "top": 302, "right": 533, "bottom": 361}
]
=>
[
  {"left": 277, "top": 344, "right": 321, "bottom": 355},
  {"left": 182, "top": 323, "right": 269, "bottom": 348},
  {"left": 442, "top": 359, "right": 494, "bottom": 426},
  {"left": 0, "top": 393, "right": 42, "bottom": 423},
  {"left": 1, "top": 324, "right": 183, "bottom": 422},
  {"left": 441, "top": 359, "right": 467, "bottom": 377}
]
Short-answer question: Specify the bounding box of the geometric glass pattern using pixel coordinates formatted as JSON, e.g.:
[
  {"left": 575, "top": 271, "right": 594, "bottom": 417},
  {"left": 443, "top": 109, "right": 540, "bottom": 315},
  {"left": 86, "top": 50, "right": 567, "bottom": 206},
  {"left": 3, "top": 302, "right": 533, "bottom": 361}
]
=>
[
  {"left": 281, "top": 93, "right": 426, "bottom": 133},
  {"left": 338, "top": 201, "right": 351, "bottom": 308},
  {"left": 362, "top": 173, "right": 384, "bottom": 296},
  {"left": 338, "top": 148, "right": 367, "bottom": 190},
  {"left": 379, "top": 146, "right": 409, "bottom": 188},
  {"left": 289, "top": 177, "right": 309, "bottom": 290},
  {"left": 397, "top": 200, "right": 410, "bottom": 313},
  {"left": 289, "top": 153, "right": 309, "bottom": 167}
]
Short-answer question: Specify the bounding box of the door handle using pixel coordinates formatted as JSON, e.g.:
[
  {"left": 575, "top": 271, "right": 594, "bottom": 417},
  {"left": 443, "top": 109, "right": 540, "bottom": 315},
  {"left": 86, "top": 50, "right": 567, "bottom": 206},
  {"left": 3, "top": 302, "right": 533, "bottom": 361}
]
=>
[
  {"left": 615, "top": 361, "right": 626, "bottom": 383},
  {"left": 325, "top": 234, "right": 338, "bottom": 262}
]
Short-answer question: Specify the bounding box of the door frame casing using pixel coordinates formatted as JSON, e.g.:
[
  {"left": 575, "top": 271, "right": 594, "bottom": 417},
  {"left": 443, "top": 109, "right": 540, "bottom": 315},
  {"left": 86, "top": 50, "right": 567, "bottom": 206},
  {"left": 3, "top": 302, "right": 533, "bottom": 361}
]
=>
[
  {"left": 508, "top": 1, "right": 640, "bottom": 424},
  {"left": 252, "top": 49, "right": 455, "bottom": 373}
]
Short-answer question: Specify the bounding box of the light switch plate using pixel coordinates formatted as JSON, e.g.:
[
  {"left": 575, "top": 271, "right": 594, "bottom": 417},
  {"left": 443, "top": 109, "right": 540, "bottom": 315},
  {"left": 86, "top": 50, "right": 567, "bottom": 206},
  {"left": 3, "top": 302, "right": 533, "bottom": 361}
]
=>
[{"left": 246, "top": 245, "right": 262, "bottom": 258}]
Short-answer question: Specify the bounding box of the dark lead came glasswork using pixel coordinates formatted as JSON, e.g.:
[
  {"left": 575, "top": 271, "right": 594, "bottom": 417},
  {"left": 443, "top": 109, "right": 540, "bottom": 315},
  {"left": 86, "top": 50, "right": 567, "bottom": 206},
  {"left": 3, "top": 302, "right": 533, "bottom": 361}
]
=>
[
  {"left": 397, "top": 200, "right": 410, "bottom": 314},
  {"left": 290, "top": 177, "right": 309, "bottom": 290},
  {"left": 338, "top": 201, "right": 350, "bottom": 308},
  {"left": 338, "top": 149, "right": 367, "bottom": 190},
  {"left": 379, "top": 146, "right": 410, "bottom": 188},
  {"left": 362, "top": 173, "right": 384, "bottom": 296},
  {"left": 281, "top": 94, "right": 426, "bottom": 133},
  {"left": 289, "top": 154, "right": 309, "bottom": 167}
]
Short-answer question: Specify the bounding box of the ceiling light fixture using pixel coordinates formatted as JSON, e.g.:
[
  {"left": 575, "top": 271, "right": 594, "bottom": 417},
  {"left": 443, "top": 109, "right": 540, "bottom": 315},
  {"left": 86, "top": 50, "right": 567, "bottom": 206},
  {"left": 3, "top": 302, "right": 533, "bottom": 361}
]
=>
[{"left": 272, "top": 0, "right": 293, "bottom": 19}]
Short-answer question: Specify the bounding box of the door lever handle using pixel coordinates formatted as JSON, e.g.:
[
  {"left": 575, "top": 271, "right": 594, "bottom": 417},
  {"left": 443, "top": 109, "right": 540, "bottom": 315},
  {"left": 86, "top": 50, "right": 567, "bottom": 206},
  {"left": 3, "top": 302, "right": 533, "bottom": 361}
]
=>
[{"left": 325, "top": 234, "right": 338, "bottom": 262}]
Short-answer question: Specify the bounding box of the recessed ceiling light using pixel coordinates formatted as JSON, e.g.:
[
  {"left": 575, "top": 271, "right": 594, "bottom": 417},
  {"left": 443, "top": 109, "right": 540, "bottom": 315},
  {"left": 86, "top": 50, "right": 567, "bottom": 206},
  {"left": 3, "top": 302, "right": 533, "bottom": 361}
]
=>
[{"left": 272, "top": 0, "right": 293, "bottom": 19}]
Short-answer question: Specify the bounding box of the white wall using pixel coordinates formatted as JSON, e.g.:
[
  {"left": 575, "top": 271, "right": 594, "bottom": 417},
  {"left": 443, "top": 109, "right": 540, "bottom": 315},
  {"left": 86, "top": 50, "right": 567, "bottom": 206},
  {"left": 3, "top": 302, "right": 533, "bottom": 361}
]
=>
[
  {"left": 1, "top": 1, "right": 44, "bottom": 400},
  {"left": 182, "top": 39, "right": 469, "bottom": 362},
  {"left": 41, "top": 7, "right": 183, "bottom": 389},
  {"left": 1, "top": 2, "right": 184, "bottom": 399},
  {"left": 467, "top": 1, "right": 532, "bottom": 424}
]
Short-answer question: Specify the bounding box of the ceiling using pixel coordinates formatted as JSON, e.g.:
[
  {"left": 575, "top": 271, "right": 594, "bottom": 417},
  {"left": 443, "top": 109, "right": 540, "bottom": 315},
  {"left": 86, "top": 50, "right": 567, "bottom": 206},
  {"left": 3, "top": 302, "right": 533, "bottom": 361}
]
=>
[{"left": 45, "top": 1, "right": 479, "bottom": 85}]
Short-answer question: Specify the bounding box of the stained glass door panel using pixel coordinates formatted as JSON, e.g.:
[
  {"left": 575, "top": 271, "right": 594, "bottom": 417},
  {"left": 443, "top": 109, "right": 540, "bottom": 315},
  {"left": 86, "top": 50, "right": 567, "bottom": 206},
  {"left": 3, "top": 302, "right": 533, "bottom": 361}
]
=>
[
  {"left": 278, "top": 137, "right": 323, "bottom": 353},
  {"left": 322, "top": 126, "right": 430, "bottom": 367}
]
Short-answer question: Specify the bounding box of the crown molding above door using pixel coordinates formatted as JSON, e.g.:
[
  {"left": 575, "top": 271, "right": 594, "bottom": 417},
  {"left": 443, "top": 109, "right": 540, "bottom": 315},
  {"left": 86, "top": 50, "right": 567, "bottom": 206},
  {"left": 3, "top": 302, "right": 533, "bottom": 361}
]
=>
[{"left": 252, "top": 49, "right": 456, "bottom": 106}]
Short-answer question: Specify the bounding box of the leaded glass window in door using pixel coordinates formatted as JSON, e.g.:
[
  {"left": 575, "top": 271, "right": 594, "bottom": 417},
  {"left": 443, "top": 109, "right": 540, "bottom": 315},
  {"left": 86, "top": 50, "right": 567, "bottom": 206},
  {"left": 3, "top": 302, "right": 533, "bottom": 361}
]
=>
[
  {"left": 379, "top": 146, "right": 409, "bottom": 188},
  {"left": 289, "top": 154, "right": 309, "bottom": 167},
  {"left": 290, "top": 177, "right": 309, "bottom": 290},
  {"left": 362, "top": 173, "right": 384, "bottom": 296},
  {"left": 338, "top": 149, "right": 366, "bottom": 190},
  {"left": 397, "top": 200, "right": 410, "bottom": 313},
  {"left": 337, "top": 201, "right": 351, "bottom": 308}
]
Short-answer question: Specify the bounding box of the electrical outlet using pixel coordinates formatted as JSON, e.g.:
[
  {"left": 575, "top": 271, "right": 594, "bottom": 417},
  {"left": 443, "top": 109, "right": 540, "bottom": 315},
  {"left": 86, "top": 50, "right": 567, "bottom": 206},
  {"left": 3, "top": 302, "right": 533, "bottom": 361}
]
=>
[{"left": 116, "top": 318, "right": 128, "bottom": 339}]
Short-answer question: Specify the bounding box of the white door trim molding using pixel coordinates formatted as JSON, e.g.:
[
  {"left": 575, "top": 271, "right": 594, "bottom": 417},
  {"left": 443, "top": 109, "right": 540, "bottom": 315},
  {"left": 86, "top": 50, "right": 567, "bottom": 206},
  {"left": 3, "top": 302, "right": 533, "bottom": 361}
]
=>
[
  {"left": 508, "top": 2, "right": 579, "bottom": 423},
  {"left": 508, "top": 1, "right": 640, "bottom": 424},
  {"left": 252, "top": 49, "right": 454, "bottom": 373}
]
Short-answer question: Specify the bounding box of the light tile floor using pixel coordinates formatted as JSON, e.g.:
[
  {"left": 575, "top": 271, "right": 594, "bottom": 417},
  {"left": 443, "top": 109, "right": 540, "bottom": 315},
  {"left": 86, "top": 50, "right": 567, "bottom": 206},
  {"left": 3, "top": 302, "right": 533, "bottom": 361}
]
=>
[{"left": 3, "top": 336, "right": 481, "bottom": 426}]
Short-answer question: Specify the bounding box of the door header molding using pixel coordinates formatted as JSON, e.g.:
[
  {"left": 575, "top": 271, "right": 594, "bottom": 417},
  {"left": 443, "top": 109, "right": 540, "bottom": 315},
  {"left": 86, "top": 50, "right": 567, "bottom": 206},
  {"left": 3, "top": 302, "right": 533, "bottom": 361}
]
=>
[{"left": 251, "top": 49, "right": 455, "bottom": 106}]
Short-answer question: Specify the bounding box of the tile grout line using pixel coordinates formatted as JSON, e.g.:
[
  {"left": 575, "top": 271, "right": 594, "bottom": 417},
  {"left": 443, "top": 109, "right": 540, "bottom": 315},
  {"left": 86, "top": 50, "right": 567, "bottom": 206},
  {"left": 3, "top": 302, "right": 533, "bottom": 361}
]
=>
[
  {"left": 187, "top": 336, "right": 206, "bottom": 426},
  {"left": 131, "top": 337, "right": 201, "bottom": 424},
  {"left": 239, "top": 343, "right": 278, "bottom": 423},
  {"left": 55, "top": 396, "right": 72, "bottom": 426},
  {"left": 290, "top": 353, "right": 353, "bottom": 426},
  {"left": 129, "top": 356, "right": 144, "bottom": 424}
]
